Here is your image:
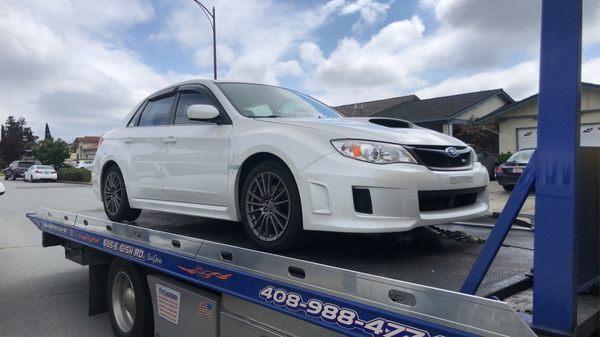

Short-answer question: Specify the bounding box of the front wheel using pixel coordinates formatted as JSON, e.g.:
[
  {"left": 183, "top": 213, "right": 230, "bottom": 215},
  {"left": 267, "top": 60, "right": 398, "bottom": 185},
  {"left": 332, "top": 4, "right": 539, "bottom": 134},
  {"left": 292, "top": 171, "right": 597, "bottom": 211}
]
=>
[
  {"left": 240, "top": 160, "right": 305, "bottom": 251},
  {"left": 107, "top": 259, "right": 154, "bottom": 337},
  {"left": 103, "top": 166, "right": 141, "bottom": 222}
]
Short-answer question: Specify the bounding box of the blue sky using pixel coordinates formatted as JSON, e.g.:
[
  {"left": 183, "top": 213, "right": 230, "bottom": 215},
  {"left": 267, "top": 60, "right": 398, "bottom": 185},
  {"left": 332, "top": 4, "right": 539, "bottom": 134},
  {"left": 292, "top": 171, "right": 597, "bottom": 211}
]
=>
[{"left": 0, "top": 0, "right": 599, "bottom": 141}]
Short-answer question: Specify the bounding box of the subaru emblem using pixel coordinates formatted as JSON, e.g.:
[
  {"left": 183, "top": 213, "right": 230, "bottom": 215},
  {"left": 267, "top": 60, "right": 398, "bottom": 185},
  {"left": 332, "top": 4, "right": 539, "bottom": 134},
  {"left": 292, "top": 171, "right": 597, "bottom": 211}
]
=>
[{"left": 445, "top": 147, "right": 459, "bottom": 157}]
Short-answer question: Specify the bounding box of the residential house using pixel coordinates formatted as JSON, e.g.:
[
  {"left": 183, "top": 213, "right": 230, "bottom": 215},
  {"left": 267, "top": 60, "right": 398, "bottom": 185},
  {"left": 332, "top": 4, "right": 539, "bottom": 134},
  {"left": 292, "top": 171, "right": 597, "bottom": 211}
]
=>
[
  {"left": 334, "top": 94, "right": 418, "bottom": 117},
  {"left": 71, "top": 136, "right": 100, "bottom": 161},
  {"left": 477, "top": 82, "right": 600, "bottom": 153}
]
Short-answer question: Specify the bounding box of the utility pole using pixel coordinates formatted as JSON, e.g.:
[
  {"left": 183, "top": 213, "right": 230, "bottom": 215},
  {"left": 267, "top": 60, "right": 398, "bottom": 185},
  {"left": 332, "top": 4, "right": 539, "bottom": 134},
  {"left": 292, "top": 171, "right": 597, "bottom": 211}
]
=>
[{"left": 192, "top": 1, "right": 217, "bottom": 80}]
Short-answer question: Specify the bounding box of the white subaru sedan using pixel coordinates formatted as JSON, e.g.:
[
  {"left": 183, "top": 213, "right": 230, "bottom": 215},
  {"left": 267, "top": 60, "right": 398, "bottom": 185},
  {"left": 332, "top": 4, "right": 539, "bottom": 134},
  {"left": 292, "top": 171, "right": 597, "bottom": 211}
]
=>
[{"left": 93, "top": 80, "right": 490, "bottom": 250}]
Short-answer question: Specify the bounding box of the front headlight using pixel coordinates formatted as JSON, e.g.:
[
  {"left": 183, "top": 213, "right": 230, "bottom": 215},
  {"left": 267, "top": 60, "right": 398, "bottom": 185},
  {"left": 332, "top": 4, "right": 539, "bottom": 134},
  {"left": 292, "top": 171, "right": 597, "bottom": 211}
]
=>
[
  {"left": 470, "top": 147, "right": 478, "bottom": 162},
  {"left": 331, "top": 139, "right": 417, "bottom": 164}
]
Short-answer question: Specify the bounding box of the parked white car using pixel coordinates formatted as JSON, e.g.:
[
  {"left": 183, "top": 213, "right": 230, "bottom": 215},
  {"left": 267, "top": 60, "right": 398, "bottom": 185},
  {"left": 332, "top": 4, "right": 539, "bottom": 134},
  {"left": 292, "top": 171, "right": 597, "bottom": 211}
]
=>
[
  {"left": 75, "top": 160, "right": 94, "bottom": 170},
  {"left": 93, "top": 80, "right": 490, "bottom": 250},
  {"left": 24, "top": 165, "right": 58, "bottom": 182}
]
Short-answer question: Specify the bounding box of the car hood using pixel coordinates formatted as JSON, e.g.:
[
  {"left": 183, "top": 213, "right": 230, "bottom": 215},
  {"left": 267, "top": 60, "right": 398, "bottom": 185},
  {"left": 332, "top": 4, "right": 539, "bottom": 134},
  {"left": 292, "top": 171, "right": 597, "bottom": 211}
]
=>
[{"left": 260, "top": 117, "right": 465, "bottom": 146}]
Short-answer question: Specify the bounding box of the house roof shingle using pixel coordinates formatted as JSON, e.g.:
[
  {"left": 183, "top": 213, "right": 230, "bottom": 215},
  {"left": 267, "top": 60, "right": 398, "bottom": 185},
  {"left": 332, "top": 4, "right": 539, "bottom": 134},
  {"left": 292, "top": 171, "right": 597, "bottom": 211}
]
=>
[
  {"left": 334, "top": 94, "right": 419, "bottom": 117},
  {"left": 476, "top": 82, "right": 600, "bottom": 124},
  {"left": 374, "top": 89, "right": 511, "bottom": 122}
]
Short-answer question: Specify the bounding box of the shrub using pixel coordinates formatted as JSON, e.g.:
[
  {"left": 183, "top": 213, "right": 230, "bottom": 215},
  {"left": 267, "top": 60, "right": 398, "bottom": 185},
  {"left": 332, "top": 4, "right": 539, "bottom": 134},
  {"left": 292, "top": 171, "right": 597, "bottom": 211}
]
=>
[
  {"left": 497, "top": 152, "right": 513, "bottom": 164},
  {"left": 58, "top": 167, "right": 91, "bottom": 182}
]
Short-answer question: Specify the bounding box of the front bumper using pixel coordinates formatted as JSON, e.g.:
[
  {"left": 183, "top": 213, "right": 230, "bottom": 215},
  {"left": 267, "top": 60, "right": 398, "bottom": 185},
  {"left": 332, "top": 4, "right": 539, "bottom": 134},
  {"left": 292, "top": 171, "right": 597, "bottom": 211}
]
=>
[{"left": 298, "top": 152, "right": 491, "bottom": 233}]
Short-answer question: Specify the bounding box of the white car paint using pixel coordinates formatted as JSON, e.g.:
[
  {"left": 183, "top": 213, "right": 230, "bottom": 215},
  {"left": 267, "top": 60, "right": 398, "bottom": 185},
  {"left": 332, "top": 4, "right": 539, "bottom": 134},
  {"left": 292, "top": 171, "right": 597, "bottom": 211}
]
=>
[
  {"left": 0, "top": 182, "right": 5, "bottom": 196},
  {"left": 93, "top": 80, "right": 490, "bottom": 233},
  {"left": 24, "top": 165, "right": 58, "bottom": 182}
]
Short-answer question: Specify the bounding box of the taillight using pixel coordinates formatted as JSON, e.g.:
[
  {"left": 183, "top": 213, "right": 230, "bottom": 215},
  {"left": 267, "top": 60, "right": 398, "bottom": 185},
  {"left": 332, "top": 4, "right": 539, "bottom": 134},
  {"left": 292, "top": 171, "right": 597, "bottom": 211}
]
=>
[
  {"left": 496, "top": 166, "right": 503, "bottom": 174},
  {"left": 35, "top": 170, "right": 42, "bottom": 173}
]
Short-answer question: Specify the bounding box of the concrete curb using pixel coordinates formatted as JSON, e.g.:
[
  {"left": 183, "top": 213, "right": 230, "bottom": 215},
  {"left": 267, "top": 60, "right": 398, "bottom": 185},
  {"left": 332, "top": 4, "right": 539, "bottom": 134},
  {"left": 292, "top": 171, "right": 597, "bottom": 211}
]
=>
[{"left": 57, "top": 180, "right": 92, "bottom": 186}]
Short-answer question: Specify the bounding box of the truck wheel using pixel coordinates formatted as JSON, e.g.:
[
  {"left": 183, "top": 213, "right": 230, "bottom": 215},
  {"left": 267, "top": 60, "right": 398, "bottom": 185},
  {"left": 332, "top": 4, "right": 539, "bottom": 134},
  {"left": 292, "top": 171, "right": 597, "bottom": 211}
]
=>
[
  {"left": 240, "top": 160, "right": 305, "bottom": 251},
  {"left": 103, "top": 165, "right": 141, "bottom": 222},
  {"left": 107, "top": 259, "right": 154, "bottom": 337}
]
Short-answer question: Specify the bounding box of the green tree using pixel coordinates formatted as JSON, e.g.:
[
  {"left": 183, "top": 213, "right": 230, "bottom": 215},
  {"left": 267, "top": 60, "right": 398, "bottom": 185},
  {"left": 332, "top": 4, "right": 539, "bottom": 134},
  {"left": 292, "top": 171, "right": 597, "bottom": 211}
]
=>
[
  {"left": 32, "top": 138, "right": 71, "bottom": 169},
  {"left": 44, "top": 123, "right": 53, "bottom": 141},
  {"left": 0, "top": 116, "right": 37, "bottom": 167}
]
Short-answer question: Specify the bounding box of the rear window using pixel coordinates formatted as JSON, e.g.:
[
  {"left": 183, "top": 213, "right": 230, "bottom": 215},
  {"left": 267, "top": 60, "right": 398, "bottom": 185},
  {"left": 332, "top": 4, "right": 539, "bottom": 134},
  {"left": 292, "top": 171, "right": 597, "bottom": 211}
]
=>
[
  {"left": 37, "top": 165, "right": 54, "bottom": 170},
  {"left": 508, "top": 149, "right": 534, "bottom": 162},
  {"left": 18, "top": 162, "right": 34, "bottom": 167}
]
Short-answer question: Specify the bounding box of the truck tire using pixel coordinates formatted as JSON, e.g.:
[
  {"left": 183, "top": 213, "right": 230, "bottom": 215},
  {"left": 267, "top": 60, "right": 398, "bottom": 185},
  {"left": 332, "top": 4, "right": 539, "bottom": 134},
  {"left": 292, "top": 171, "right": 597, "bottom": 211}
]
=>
[
  {"left": 107, "top": 259, "right": 154, "bottom": 337},
  {"left": 102, "top": 165, "right": 141, "bottom": 222}
]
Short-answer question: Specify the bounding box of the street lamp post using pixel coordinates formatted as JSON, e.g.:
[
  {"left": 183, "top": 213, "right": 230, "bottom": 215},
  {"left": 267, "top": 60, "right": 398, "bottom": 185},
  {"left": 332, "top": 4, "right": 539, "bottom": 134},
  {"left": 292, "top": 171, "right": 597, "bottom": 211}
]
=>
[{"left": 192, "top": 1, "right": 217, "bottom": 80}]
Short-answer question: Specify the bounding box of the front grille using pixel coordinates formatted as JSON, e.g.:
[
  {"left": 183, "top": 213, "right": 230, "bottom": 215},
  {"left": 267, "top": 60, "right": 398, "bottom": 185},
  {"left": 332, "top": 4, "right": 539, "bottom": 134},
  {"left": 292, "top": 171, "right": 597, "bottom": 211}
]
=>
[
  {"left": 418, "top": 187, "right": 484, "bottom": 212},
  {"left": 406, "top": 145, "right": 472, "bottom": 170}
]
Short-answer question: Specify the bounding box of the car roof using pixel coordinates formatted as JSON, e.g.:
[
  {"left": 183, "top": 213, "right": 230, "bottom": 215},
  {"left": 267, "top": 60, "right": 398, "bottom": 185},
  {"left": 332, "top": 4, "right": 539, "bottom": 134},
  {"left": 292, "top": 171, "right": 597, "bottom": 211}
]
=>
[{"left": 145, "top": 79, "right": 280, "bottom": 99}]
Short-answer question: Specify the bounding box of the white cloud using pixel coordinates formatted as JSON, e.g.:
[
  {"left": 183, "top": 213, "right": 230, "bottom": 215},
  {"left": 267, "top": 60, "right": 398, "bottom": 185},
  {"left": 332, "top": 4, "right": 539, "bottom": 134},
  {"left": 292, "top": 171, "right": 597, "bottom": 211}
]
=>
[
  {"left": 305, "top": 0, "right": 600, "bottom": 105},
  {"left": 0, "top": 0, "right": 186, "bottom": 141},
  {"left": 155, "top": 0, "right": 345, "bottom": 84},
  {"left": 273, "top": 61, "right": 303, "bottom": 78},
  {"left": 340, "top": 0, "right": 392, "bottom": 31},
  {"left": 415, "top": 61, "right": 539, "bottom": 100},
  {"left": 299, "top": 42, "right": 325, "bottom": 65}
]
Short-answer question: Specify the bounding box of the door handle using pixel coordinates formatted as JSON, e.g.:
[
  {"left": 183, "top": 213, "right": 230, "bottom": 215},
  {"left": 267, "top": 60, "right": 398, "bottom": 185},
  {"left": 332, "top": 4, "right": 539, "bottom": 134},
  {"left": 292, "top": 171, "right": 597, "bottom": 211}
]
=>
[
  {"left": 123, "top": 138, "right": 134, "bottom": 144},
  {"left": 163, "top": 137, "right": 177, "bottom": 144}
]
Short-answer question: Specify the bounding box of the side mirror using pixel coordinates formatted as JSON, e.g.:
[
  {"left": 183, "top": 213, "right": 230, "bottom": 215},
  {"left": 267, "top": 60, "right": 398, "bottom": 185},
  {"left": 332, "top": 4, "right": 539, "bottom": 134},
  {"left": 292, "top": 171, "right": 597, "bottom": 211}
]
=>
[
  {"left": 0, "top": 182, "right": 5, "bottom": 196},
  {"left": 187, "top": 104, "right": 220, "bottom": 121}
]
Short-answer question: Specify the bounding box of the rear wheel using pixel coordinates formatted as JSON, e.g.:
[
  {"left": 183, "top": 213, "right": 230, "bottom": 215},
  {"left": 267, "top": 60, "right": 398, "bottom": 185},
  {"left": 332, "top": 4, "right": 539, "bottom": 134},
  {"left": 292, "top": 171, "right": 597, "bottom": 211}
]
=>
[
  {"left": 107, "top": 259, "right": 153, "bottom": 337},
  {"left": 103, "top": 165, "right": 141, "bottom": 222},
  {"left": 240, "top": 160, "right": 305, "bottom": 251}
]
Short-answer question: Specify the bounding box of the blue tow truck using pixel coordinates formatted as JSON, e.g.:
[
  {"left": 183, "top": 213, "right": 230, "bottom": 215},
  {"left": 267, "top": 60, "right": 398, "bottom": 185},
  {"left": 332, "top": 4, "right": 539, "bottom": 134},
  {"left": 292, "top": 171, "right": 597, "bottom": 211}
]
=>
[{"left": 25, "top": 2, "right": 598, "bottom": 336}]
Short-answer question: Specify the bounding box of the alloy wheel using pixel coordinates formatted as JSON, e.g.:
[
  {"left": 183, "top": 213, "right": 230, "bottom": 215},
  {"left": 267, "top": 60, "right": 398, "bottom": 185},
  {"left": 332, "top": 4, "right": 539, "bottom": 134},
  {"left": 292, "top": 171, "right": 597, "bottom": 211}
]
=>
[
  {"left": 104, "top": 172, "right": 123, "bottom": 215},
  {"left": 245, "top": 172, "right": 290, "bottom": 242}
]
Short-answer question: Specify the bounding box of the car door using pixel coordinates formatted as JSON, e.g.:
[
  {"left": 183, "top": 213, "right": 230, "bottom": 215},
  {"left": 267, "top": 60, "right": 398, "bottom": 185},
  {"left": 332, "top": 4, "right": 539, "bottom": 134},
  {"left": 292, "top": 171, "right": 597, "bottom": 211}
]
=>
[
  {"left": 123, "top": 92, "right": 176, "bottom": 201},
  {"left": 161, "top": 85, "right": 232, "bottom": 206}
]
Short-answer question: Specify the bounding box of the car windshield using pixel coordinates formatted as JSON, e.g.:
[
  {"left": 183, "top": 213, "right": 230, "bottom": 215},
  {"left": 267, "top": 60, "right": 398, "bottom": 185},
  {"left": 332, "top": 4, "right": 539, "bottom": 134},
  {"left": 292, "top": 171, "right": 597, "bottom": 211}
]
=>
[
  {"left": 217, "top": 83, "right": 341, "bottom": 119},
  {"left": 18, "top": 162, "right": 34, "bottom": 167},
  {"left": 507, "top": 149, "right": 534, "bottom": 162}
]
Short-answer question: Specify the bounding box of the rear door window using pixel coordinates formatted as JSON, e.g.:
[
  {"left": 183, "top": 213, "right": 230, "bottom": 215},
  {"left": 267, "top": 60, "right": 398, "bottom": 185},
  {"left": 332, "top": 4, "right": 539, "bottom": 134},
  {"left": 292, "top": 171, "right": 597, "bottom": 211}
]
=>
[{"left": 138, "top": 95, "right": 175, "bottom": 126}]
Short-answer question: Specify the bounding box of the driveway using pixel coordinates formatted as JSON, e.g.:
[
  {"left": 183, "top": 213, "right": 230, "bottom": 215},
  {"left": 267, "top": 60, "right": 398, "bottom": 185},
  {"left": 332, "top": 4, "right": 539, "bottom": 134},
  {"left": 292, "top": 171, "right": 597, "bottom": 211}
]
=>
[{"left": 488, "top": 180, "right": 535, "bottom": 216}]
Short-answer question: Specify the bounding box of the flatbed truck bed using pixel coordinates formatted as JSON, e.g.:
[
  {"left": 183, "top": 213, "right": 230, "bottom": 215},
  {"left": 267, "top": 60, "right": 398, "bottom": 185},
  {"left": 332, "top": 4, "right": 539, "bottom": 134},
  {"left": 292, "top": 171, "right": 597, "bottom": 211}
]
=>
[
  {"left": 27, "top": 207, "right": 536, "bottom": 337},
  {"left": 78, "top": 208, "right": 534, "bottom": 296}
]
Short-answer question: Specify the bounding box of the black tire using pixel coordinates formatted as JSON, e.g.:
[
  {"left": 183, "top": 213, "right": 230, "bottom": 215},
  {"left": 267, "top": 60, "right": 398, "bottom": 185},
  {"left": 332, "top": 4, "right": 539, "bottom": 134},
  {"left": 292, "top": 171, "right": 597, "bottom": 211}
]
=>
[
  {"left": 107, "top": 259, "right": 154, "bottom": 337},
  {"left": 11, "top": 173, "right": 16, "bottom": 181},
  {"left": 502, "top": 185, "right": 514, "bottom": 192},
  {"left": 240, "top": 160, "right": 305, "bottom": 251},
  {"left": 103, "top": 165, "right": 141, "bottom": 222}
]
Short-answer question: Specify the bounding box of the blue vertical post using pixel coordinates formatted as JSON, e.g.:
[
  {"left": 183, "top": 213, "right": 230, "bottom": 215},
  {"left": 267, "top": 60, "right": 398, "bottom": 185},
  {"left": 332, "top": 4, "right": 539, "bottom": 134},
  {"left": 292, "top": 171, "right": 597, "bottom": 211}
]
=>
[{"left": 533, "top": 0, "right": 581, "bottom": 335}]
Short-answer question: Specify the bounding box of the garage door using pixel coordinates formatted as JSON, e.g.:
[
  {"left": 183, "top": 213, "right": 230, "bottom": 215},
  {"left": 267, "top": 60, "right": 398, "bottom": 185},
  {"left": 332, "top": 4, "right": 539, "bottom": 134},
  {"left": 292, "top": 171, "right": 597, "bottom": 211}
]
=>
[
  {"left": 517, "top": 123, "right": 600, "bottom": 150},
  {"left": 517, "top": 128, "right": 538, "bottom": 150}
]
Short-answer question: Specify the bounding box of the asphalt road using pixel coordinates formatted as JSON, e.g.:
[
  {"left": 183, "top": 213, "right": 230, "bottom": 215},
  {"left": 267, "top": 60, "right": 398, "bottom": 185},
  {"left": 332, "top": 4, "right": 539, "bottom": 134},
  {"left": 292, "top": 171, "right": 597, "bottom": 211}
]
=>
[
  {"left": 0, "top": 180, "right": 111, "bottom": 337},
  {"left": 0, "top": 178, "right": 533, "bottom": 337}
]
